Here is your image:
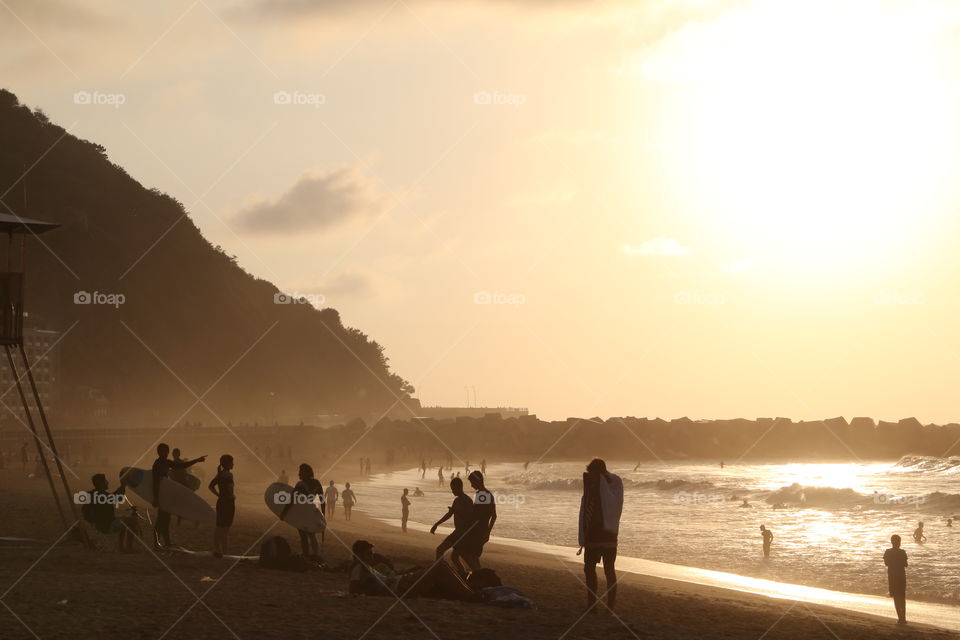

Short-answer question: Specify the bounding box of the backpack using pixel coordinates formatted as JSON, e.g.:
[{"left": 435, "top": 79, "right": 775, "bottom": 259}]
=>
[{"left": 259, "top": 536, "right": 312, "bottom": 572}]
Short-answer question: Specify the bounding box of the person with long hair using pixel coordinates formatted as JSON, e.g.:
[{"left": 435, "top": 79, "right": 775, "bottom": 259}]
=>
[
  {"left": 283, "top": 463, "right": 324, "bottom": 558},
  {"left": 208, "top": 454, "right": 235, "bottom": 558}
]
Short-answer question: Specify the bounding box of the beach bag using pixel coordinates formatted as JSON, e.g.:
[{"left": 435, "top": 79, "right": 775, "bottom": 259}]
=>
[{"left": 259, "top": 536, "right": 292, "bottom": 568}]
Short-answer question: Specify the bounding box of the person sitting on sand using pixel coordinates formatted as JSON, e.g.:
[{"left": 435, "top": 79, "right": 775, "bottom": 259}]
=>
[
  {"left": 283, "top": 463, "right": 324, "bottom": 558},
  {"left": 913, "top": 522, "right": 926, "bottom": 544},
  {"left": 208, "top": 454, "right": 235, "bottom": 558},
  {"left": 579, "top": 457, "right": 623, "bottom": 614},
  {"left": 430, "top": 477, "right": 474, "bottom": 576},
  {"left": 760, "top": 524, "right": 773, "bottom": 558},
  {"left": 349, "top": 539, "right": 473, "bottom": 600},
  {"left": 401, "top": 488, "right": 411, "bottom": 533},
  {"left": 82, "top": 473, "right": 138, "bottom": 552},
  {"left": 341, "top": 482, "right": 357, "bottom": 521},
  {"left": 884, "top": 534, "right": 908, "bottom": 624}
]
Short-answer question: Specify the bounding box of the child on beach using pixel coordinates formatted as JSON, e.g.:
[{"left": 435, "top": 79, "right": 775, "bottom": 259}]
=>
[{"left": 208, "top": 454, "right": 235, "bottom": 558}]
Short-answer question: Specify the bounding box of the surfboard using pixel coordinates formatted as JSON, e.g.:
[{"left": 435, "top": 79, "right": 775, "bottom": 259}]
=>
[
  {"left": 264, "top": 482, "right": 326, "bottom": 533},
  {"left": 120, "top": 467, "right": 215, "bottom": 525},
  {"left": 184, "top": 474, "right": 201, "bottom": 491}
]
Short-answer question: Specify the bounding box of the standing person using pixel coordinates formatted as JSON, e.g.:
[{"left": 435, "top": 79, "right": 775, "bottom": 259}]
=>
[
  {"left": 578, "top": 458, "right": 623, "bottom": 614},
  {"left": 325, "top": 481, "right": 339, "bottom": 519},
  {"left": 462, "top": 470, "right": 497, "bottom": 572},
  {"left": 884, "top": 534, "right": 908, "bottom": 625},
  {"left": 401, "top": 488, "right": 411, "bottom": 533},
  {"left": 283, "top": 463, "right": 324, "bottom": 558},
  {"left": 278, "top": 469, "right": 289, "bottom": 485},
  {"left": 341, "top": 482, "right": 357, "bottom": 521},
  {"left": 913, "top": 522, "right": 926, "bottom": 543},
  {"left": 208, "top": 455, "right": 235, "bottom": 558},
  {"left": 760, "top": 524, "right": 773, "bottom": 558},
  {"left": 430, "top": 477, "right": 474, "bottom": 576},
  {"left": 437, "top": 465, "right": 444, "bottom": 487},
  {"left": 151, "top": 443, "right": 205, "bottom": 549}
]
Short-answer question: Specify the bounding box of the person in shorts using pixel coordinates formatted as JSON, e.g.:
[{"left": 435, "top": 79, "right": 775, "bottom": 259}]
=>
[{"left": 579, "top": 458, "right": 623, "bottom": 613}]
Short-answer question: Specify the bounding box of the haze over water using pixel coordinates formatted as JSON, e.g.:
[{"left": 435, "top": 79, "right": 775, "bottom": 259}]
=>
[{"left": 360, "top": 458, "right": 960, "bottom": 603}]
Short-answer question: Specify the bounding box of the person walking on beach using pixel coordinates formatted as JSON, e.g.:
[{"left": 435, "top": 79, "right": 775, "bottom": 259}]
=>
[
  {"left": 284, "top": 463, "right": 324, "bottom": 558},
  {"left": 884, "top": 534, "right": 908, "bottom": 624},
  {"left": 438, "top": 465, "right": 444, "bottom": 487},
  {"left": 325, "top": 481, "right": 339, "bottom": 519},
  {"left": 913, "top": 522, "right": 926, "bottom": 544},
  {"left": 208, "top": 454, "right": 235, "bottom": 558},
  {"left": 463, "top": 470, "right": 497, "bottom": 571},
  {"left": 579, "top": 457, "right": 623, "bottom": 614},
  {"left": 430, "top": 476, "right": 473, "bottom": 576},
  {"left": 151, "top": 443, "right": 205, "bottom": 549},
  {"left": 760, "top": 524, "right": 773, "bottom": 558},
  {"left": 341, "top": 482, "right": 357, "bottom": 521},
  {"left": 401, "top": 488, "right": 411, "bottom": 533}
]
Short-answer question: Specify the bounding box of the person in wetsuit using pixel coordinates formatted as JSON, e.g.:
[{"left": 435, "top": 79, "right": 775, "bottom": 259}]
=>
[
  {"left": 151, "top": 443, "right": 205, "bottom": 549},
  {"left": 208, "top": 454, "right": 235, "bottom": 558}
]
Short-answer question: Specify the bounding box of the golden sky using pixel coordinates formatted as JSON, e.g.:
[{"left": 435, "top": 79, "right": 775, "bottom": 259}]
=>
[{"left": 6, "top": 0, "right": 960, "bottom": 422}]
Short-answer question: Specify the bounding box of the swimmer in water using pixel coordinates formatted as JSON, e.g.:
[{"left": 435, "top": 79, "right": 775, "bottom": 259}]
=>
[
  {"left": 913, "top": 521, "right": 926, "bottom": 544},
  {"left": 740, "top": 498, "right": 751, "bottom": 508},
  {"left": 760, "top": 524, "right": 773, "bottom": 558}
]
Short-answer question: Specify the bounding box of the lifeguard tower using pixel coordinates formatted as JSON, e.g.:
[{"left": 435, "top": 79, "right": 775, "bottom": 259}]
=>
[{"left": 0, "top": 212, "right": 88, "bottom": 543}]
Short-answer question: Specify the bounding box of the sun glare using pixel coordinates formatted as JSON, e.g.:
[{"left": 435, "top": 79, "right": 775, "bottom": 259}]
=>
[{"left": 644, "top": 0, "right": 960, "bottom": 273}]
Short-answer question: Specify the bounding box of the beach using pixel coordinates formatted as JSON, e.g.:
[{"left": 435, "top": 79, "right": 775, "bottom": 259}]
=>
[{"left": 0, "top": 464, "right": 956, "bottom": 640}]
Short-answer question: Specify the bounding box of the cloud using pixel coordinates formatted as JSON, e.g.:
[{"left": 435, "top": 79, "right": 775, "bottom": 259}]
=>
[
  {"left": 622, "top": 237, "right": 692, "bottom": 257},
  {"left": 232, "top": 0, "right": 603, "bottom": 20},
  {"left": 233, "top": 167, "right": 384, "bottom": 235}
]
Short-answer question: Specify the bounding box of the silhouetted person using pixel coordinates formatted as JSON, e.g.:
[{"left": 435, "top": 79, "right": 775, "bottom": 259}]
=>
[
  {"left": 151, "top": 443, "right": 205, "bottom": 549},
  {"left": 760, "top": 524, "right": 773, "bottom": 558},
  {"left": 349, "top": 539, "right": 473, "bottom": 599},
  {"left": 720, "top": 460, "right": 725, "bottom": 469},
  {"left": 480, "top": 459, "right": 486, "bottom": 475},
  {"left": 284, "top": 463, "right": 323, "bottom": 558},
  {"left": 325, "top": 481, "right": 339, "bottom": 519},
  {"left": 463, "top": 470, "right": 497, "bottom": 571},
  {"left": 430, "top": 477, "right": 473, "bottom": 576},
  {"left": 278, "top": 469, "right": 289, "bottom": 485},
  {"left": 208, "top": 454, "right": 235, "bottom": 558},
  {"left": 437, "top": 465, "right": 444, "bottom": 487},
  {"left": 413, "top": 487, "right": 424, "bottom": 497},
  {"left": 401, "top": 488, "right": 411, "bottom": 532},
  {"left": 523, "top": 460, "right": 529, "bottom": 470},
  {"left": 884, "top": 534, "right": 908, "bottom": 624},
  {"left": 82, "top": 473, "right": 136, "bottom": 552},
  {"left": 913, "top": 522, "right": 926, "bottom": 543},
  {"left": 342, "top": 482, "right": 357, "bottom": 521},
  {"left": 579, "top": 457, "right": 623, "bottom": 614},
  {"left": 948, "top": 518, "right": 953, "bottom": 528}
]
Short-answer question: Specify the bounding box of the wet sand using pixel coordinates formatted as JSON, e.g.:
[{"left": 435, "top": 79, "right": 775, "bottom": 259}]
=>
[{"left": 0, "top": 466, "right": 955, "bottom": 640}]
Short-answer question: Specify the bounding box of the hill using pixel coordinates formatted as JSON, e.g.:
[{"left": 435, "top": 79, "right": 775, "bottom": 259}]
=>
[{"left": 0, "top": 89, "right": 412, "bottom": 427}]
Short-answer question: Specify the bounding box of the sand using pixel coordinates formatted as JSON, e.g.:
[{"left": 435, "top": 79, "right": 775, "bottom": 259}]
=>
[{"left": 0, "top": 465, "right": 955, "bottom": 640}]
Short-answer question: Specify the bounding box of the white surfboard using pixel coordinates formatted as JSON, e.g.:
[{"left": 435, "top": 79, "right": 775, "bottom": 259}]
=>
[
  {"left": 121, "top": 466, "right": 215, "bottom": 525},
  {"left": 264, "top": 482, "right": 326, "bottom": 533}
]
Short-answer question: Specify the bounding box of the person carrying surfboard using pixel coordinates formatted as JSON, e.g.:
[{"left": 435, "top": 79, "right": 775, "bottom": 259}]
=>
[
  {"left": 208, "top": 454, "right": 235, "bottom": 558},
  {"left": 151, "top": 443, "right": 206, "bottom": 549},
  {"left": 284, "top": 463, "right": 324, "bottom": 558}
]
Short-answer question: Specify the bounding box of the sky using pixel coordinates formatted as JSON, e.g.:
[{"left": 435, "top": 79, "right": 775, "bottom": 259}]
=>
[{"left": 6, "top": 0, "right": 960, "bottom": 422}]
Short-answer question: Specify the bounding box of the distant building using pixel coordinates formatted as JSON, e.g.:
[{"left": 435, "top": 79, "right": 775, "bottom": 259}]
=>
[
  {"left": 413, "top": 405, "right": 529, "bottom": 420},
  {"left": 0, "top": 325, "right": 60, "bottom": 425}
]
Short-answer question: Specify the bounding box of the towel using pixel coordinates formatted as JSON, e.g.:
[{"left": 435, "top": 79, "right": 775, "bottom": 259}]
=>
[{"left": 578, "top": 471, "right": 623, "bottom": 546}]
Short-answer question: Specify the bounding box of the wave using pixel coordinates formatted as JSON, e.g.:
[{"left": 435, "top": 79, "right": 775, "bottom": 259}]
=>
[
  {"left": 892, "top": 456, "right": 960, "bottom": 473},
  {"left": 501, "top": 471, "right": 718, "bottom": 493},
  {"left": 763, "top": 483, "right": 864, "bottom": 507}
]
